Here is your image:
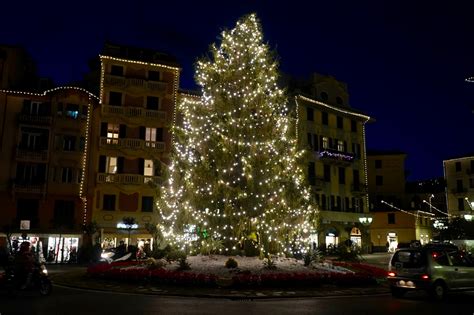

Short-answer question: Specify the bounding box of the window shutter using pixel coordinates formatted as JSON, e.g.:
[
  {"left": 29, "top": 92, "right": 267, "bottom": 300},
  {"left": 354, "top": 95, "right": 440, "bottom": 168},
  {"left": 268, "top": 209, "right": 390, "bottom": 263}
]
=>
[
  {"left": 119, "top": 124, "right": 126, "bottom": 138},
  {"left": 117, "top": 157, "right": 124, "bottom": 174},
  {"left": 100, "top": 123, "right": 107, "bottom": 137},
  {"left": 156, "top": 128, "right": 163, "bottom": 142},
  {"left": 139, "top": 127, "right": 146, "bottom": 140},
  {"left": 99, "top": 155, "right": 106, "bottom": 172}
]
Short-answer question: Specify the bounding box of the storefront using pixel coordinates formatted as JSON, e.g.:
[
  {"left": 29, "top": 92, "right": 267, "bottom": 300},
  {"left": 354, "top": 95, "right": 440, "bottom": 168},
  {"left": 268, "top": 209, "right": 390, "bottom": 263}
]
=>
[
  {"left": 325, "top": 227, "right": 339, "bottom": 249},
  {"left": 350, "top": 227, "right": 362, "bottom": 248}
]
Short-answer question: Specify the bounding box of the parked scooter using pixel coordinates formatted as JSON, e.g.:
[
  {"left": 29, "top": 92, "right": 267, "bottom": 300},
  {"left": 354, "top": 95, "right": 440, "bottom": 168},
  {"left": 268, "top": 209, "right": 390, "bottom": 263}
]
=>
[{"left": 4, "top": 263, "right": 52, "bottom": 296}]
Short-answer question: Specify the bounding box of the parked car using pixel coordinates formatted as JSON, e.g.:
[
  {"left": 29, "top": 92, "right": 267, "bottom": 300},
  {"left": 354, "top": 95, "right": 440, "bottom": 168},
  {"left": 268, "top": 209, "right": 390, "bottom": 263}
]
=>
[{"left": 387, "top": 243, "right": 474, "bottom": 300}]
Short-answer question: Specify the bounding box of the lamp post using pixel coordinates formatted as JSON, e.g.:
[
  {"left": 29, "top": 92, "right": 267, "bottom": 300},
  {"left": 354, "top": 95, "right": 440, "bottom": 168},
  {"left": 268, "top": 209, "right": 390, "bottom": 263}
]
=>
[
  {"left": 428, "top": 194, "right": 434, "bottom": 213},
  {"left": 464, "top": 197, "right": 474, "bottom": 221},
  {"left": 359, "top": 215, "right": 373, "bottom": 254}
]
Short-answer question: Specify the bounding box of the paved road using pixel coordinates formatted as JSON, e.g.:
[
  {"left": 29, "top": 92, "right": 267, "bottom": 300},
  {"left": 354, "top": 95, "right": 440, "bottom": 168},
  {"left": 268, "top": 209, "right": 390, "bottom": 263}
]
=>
[{"left": 1, "top": 285, "right": 473, "bottom": 315}]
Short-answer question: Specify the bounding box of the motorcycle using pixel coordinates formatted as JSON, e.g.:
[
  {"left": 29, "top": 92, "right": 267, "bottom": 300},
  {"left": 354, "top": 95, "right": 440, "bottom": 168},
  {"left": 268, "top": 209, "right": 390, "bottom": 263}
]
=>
[{"left": 4, "top": 263, "right": 52, "bottom": 296}]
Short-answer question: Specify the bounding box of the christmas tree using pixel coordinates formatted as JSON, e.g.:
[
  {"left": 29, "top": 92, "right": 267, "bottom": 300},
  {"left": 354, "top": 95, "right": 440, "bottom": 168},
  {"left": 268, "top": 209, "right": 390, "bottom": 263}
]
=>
[{"left": 158, "top": 14, "right": 316, "bottom": 256}]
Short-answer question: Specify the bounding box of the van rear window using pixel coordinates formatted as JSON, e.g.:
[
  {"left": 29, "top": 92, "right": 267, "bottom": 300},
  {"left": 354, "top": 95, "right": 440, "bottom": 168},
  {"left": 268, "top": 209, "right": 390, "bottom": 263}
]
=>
[{"left": 391, "top": 250, "right": 426, "bottom": 268}]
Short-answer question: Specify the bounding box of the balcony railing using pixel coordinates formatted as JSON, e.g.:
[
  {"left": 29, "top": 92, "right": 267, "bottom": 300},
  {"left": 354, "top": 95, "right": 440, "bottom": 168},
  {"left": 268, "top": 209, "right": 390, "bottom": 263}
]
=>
[
  {"left": 318, "top": 148, "right": 355, "bottom": 164},
  {"left": 101, "top": 105, "right": 166, "bottom": 120},
  {"left": 18, "top": 114, "right": 52, "bottom": 125},
  {"left": 97, "top": 173, "right": 162, "bottom": 186},
  {"left": 12, "top": 182, "right": 46, "bottom": 194},
  {"left": 16, "top": 148, "right": 49, "bottom": 162},
  {"left": 99, "top": 137, "right": 166, "bottom": 152},
  {"left": 104, "top": 74, "right": 168, "bottom": 92}
]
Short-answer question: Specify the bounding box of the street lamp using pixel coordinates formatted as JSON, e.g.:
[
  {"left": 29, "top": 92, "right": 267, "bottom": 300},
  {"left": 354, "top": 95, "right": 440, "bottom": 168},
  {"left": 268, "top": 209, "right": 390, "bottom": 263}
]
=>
[
  {"left": 428, "top": 194, "right": 434, "bottom": 213},
  {"left": 464, "top": 197, "right": 474, "bottom": 221},
  {"left": 359, "top": 215, "right": 373, "bottom": 225}
]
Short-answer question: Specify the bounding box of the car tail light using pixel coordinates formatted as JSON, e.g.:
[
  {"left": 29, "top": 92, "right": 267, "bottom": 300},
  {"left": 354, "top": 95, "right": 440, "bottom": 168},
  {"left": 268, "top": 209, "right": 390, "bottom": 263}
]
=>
[
  {"left": 421, "top": 274, "right": 430, "bottom": 280},
  {"left": 388, "top": 272, "right": 396, "bottom": 277}
]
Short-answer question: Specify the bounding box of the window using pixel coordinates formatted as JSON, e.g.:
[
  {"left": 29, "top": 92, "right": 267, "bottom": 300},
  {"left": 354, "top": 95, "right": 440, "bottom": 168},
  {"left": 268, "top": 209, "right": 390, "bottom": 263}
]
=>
[
  {"left": 351, "top": 120, "right": 357, "bottom": 132},
  {"left": 308, "top": 162, "right": 316, "bottom": 185},
  {"left": 107, "top": 123, "right": 119, "bottom": 144},
  {"left": 20, "top": 129, "right": 42, "bottom": 150},
  {"left": 337, "top": 140, "right": 344, "bottom": 152},
  {"left": 337, "top": 116, "right": 343, "bottom": 129},
  {"left": 307, "top": 133, "right": 313, "bottom": 149},
  {"left": 391, "top": 250, "right": 426, "bottom": 268},
  {"left": 456, "top": 179, "right": 463, "bottom": 192},
  {"left": 146, "top": 96, "right": 160, "bottom": 110},
  {"left": 388, "top": 213, "right": 395, "bottom": 224},
  {"left": 81, "top": 105, "right": 88, "bottom": 119},
  {"left": 336, "top": 96, "right": 343, "bottom": 106},
  {"left": 376, "top": 175, "right": 383, "bottom": 186},
  {"left": 103, "top": 194, "right": 116, "bottom": 211},
  {"left": 320, "top": 91, "right": 328, "bottom": 101},
  {"left": 148, "top": 70, "right": 161, "bottom": 81},
  {"left": 322, "top": 137, "right": 329, "bottom": 149},
  {"left": 22, "top": 100, "right": 41, "bottom": 115},
  {"left": 353, "top": 170, "right": 360, "bottom": 188},
  {"left": 432, "top": 251, "right": 450, "bottom": 266},
  {"left": 455, "top": 162, "right": 461, "bottom": 172},
  {"left": 323, "top": 165, "right": 331, "bottom": 182},
  {"left": 330, "top": 195, "right": 336, "bottom": 210},
  {"left": 53, "top": 200, "right": 75, "bottom": 228},
  {"left": 109, "top": 92, "right": 122, "bottom": 106},
  {"left": 61, "top": 167, "right": 73, "bottom": 183},
  {"left": 110, "top": 65, "right": 124, "bottom": 76},
  {"left": 142, "top": 196, "right": 154, "bottom": 212},
  {"left": 321, "top": 194, "right": 327, "bottom": 210},
  {"left": 458, "top": 198, "right": 465, "bottom": 211},
  {"left": 306, "top": 107, "right": 314, "bottom": 121},
  {"left": 375, "top": 160, "right": 382, "bottom": 169},
  {"left": 79, "top": 137, "right": 85, "bottom": 152},
  {"left": 449, "top": 250, "right": 471, "bottom": 267},
  {"left": 338, "top": 167, "right": 345, "bottom": 184},
  {"left": 322, "top": 112, "right": 329, "bottom": 125},
  {"left": 352, "top": 143, "right": 361, "bottom": 158},
  {"left": 16, "top": 163, "right": 46, "bottom": 183},
  {"left": 106, "top": 157, "right": 117, "bottom": 174},
  {"left": 144, "top": 159, "right": 154, "bottom": 176},
  {"left": 345, "top": 197, "right": 350, "bottom": 211},
  {"left": 63, "top": 136, "right": 76, "bottom": 151},
  {"left": 65, "top": 104, "right": 79, "bottom": 119},
  {"left": 336, "top": 196, "right": 341, "bottom": 211}
]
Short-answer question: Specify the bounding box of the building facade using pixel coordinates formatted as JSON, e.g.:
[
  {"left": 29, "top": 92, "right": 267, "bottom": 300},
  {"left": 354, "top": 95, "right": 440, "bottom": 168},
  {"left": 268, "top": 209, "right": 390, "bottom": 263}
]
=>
[
  {"left": 292, "top": 74, "right": 372, "bottom": 251},
  {"left": 88, "top": 43, "right": 180, "bottom": 249},
  {"left": 444, "top": 156, "right": 474, "bottom": 219},
  {"left": 367, "top": 151, "right": 433, "bottom": 252},
  {"left": 0, "top": 87, "right": 98, "bottom": 262}
]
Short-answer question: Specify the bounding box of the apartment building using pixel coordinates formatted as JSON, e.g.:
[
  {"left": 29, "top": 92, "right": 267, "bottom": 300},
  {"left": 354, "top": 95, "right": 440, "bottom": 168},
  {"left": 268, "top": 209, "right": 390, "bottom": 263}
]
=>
[
  {"left": 0, "top": 87, "right": 98, "bottom": 262},
  {"left": 367, "top": 151, "right": 433, "bottom": 252},
  {"left": 291, "top": 73, "right": 372, "bottom": 251},
  {"left": 443, "top": 155, "right": 474, "bottom": 219},
  {"left": 88, "top": 43, "right": 180, "bottom": 249}
]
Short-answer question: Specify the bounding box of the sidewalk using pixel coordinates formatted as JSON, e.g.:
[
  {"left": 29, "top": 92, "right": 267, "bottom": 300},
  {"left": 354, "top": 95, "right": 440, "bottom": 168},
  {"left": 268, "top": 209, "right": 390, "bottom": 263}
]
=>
[{"left": 49, "top": 267, "right": 390, "bottom": 299}]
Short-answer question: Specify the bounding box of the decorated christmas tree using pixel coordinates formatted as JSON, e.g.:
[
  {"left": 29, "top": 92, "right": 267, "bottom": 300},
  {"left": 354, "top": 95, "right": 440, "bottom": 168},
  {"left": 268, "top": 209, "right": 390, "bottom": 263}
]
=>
[{"left": 158, "top": 14, "right": 317, "bottom": 257}]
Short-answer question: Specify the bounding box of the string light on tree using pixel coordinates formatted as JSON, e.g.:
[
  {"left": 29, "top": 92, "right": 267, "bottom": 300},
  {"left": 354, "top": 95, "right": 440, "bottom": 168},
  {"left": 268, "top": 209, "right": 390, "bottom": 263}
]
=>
[{"left": 156, "top": 14, "right": 317, "bottom": 256}]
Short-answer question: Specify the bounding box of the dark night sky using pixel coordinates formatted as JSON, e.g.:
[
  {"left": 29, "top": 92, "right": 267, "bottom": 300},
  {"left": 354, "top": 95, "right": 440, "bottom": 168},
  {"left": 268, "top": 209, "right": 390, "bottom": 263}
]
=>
[{"left": 2, "top": 1, "right": 474, "bottom": 180}]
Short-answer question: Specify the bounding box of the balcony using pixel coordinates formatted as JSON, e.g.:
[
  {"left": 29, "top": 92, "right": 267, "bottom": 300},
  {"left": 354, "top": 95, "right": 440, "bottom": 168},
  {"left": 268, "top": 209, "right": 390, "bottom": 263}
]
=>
[
  {"left": 104, "top": 74, "right": 168, "bottom": 92},
  {"left": 12, "top": 182, "right": 46, "bottom": 194},
  {"left": 101, "top": 105, "right": 166, "bottom": 121},
  {"left": 97, "top": 173, "right": 163, "bottom": 186},
  {"left": 317, "top": 148, "right": 355, "bottom": 165},
  {"left": 18, "top": 114, "right": 52, "bottom": 125},
  {"left": 99, "top": 137, "right": 165, "bottom": 153},
  {"left": 16, "top": 148, "right": 49, "bottom": 162},
  {"left": 351, "top": 183, "right": 368, "bottom": 195}
]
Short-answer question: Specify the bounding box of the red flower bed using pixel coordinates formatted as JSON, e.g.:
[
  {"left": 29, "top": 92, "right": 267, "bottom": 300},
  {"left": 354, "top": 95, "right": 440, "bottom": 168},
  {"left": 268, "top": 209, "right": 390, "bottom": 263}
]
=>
[
  {"left": 332, "top": 262, "right": 387, "bottom": 278},
  {"left": 87, "top": 261, "right": 381, "bottom": 288}
]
